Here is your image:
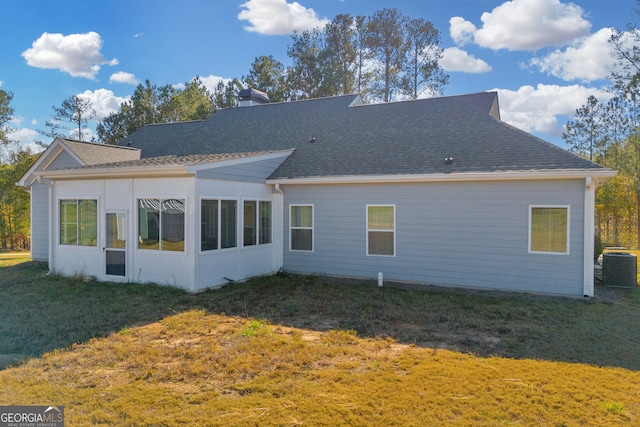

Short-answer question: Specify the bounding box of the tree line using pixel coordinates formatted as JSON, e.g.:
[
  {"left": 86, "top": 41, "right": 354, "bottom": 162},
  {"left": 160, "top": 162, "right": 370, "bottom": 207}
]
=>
[
  {"left": 4, "top": 4, "right": 640, "bottom": 253},
  {"left": 0, "top": 7, "right": 448, "bottom": 250},
  {"left": 50, "top": 8, "right": 449, "bottom": 144},
  {"left": 562, "top": 2, "right": 640, "bottom": 250},
  {"left": 0, "top": 91, "right": 34, "bottom": 251}
]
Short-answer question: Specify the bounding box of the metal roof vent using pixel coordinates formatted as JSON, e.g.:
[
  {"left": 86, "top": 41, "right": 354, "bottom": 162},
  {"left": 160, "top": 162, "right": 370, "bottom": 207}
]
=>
[
  {"left": 444, "top": 156, "right": 454, "bottom": 165},
  {"left": 238, "top": 88, "right": 270, "bottom": 107}
]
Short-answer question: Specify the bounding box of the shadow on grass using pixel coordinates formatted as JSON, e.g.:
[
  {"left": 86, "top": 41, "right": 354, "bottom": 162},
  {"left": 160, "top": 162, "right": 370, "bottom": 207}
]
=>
[{"left": 1, "top": 262, "right": 639, "bottom": 371}]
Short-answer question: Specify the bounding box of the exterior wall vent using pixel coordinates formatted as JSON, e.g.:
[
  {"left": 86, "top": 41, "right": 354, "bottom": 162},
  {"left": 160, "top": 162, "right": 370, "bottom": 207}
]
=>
[{"left": 238, "top": 88, "right": 270, "bottom": 107}]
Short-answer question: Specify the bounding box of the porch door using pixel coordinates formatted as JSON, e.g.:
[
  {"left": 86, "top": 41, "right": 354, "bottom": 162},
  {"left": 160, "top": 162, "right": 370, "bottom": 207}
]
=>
[{"left": 105, "top": 212, "right": 127, "bottom": 277}]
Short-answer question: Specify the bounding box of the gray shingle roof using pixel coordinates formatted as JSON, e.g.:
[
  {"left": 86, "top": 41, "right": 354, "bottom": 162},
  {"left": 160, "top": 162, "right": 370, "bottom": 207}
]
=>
[
  {"left": 66, "top": 150, "right": 290, "bottom": 170},
  {"left": 59, "top": 138, "right": 140, "bottom": 165},
  {"left": 115, "top": 92, "right": 608, "bottom": 180}
]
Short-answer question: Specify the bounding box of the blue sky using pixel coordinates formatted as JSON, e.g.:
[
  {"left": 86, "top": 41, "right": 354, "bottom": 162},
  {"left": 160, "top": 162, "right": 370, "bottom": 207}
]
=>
[{"left": 0, "top": 0, "right": 636, "bottom": 152}]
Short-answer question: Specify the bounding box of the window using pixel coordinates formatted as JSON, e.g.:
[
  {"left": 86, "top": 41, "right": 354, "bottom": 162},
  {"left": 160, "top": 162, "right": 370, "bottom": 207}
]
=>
[
  {"left": 201, "top": 200, "right": 219, "bottom": 251},
  {"left": 138, "top": 198, "right": 185, "bottom": 252},
  {"left": 200, "top": 199, "right": 238, "bottom": 251},
  {"left": 367, "top": 205, "right": 395, "bottom": 256},
  {"left": 59, "top": 199, "right": 97, "bottom": 246},
  {"left": 290, "top": 205, "right": 313, "bottom": 251},
  {"left": 243, "top": 200, "right": 272, "bottom": 247},
  {"left": 529, "top": 206, "right": 569, "bottom": 254},
  {"left": 259, "top": 201, "right": 272, "bottom": 245},
  {"left": 243, "top": 201, "right": 257, "bottom": 246},
  {"left": 221, "top": 200, "right": 237, "bottom": 249}
]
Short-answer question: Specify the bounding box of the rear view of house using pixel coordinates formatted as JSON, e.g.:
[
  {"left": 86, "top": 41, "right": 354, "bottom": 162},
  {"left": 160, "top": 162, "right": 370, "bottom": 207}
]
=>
[{"left": 19, "top": 92, "right": 616, "bottom": 296}]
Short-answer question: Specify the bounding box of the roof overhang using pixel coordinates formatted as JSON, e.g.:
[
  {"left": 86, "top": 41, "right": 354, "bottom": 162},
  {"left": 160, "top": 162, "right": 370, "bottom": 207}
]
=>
[
  {"left": 17, "top": 138, "right": 74, "bottom": 187},
  {"left": 33, "top": 150, "right": 294, "bottom": 181},
  {"left": 267, "top": 168, "right": 618, "bottom": 186},
  {"left": 34, "top": 165, "right": 192, "bottom": 180}
]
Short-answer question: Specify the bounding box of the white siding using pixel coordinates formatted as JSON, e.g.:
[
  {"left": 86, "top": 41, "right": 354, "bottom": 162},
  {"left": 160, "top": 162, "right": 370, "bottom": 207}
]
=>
[
  {"left": 50, "top": 178, "right": 196, "bottom": 291},
  {"left": 30, "top": 181, "right": 49, "bottom": 261},
  {"left": 282, "top": 180, "right": 586, "bottom": 296},
  {"left": 29, "top": 150, "right": 83, "bottom": 262},
  {"left": 51, "top": 180, "right": 103, "bottom": 279},
  {"left": 131, "top": 178, "right": 195, "bottom": 291},
  {"left": 47, "top": 150, "right": 80, "bottom": 170},
  {"left": 194, "top": 178, "right": 280, "bottom": 290},
  {"left": 49, "top": 173, "right": 281, "bottom": 293}
]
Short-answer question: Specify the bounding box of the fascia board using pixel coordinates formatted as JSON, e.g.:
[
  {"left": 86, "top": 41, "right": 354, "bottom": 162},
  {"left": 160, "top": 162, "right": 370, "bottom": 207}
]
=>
[
  {"left": 266, "top": 169, "right": 618, "bottom": 185},
  {"left": 34, "top": 165, "right": 191, "bottom": 180},
  {"left": 17, "top": 139, "right": 66, "bottom": 187}
]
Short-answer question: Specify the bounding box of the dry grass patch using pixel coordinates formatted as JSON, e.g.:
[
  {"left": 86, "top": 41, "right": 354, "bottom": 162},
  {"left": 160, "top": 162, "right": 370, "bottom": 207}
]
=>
[
  {"left": 1, "top": 257, "right": 639, "bottom": 425},
  {"left": 1, "top": 309, "right": 639, "bottom": 426}
]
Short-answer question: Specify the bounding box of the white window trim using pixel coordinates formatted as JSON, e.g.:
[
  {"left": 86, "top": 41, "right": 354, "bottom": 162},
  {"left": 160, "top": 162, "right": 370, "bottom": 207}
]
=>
[
  {"left": 366, "top": 204, "right": 396, "bottom": 257},
  {"left": 289, "top": 204, "right": 314, "bottom": 252},
  {"left": 198, "top": 197, "right": 239, "bottom": 254},
  {"left": 136, "top": 197, "right": 187, "bottom": 254},
  {"left": 528, "top": 205, "right": 570, "bottom": 255},
  {"left": 58, "top": 198, "right": 99, "bottom": 249}
]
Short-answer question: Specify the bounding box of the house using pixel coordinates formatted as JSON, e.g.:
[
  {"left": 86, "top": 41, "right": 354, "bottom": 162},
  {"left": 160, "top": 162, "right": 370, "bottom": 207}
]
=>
[{"left": 18, "top": 91, "right": 616, "bottom": 297}]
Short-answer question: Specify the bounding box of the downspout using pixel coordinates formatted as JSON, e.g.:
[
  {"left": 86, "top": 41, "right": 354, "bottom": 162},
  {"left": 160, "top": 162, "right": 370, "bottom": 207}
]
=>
[
  {"left": 37, "top": 176, "right": 55, "bottom": 274},
  {"left": 583, "top": 176, "right": 595, "bottom": 297},
  {"left": 274, "top": 184, "right": 284, "bottom": 273}
]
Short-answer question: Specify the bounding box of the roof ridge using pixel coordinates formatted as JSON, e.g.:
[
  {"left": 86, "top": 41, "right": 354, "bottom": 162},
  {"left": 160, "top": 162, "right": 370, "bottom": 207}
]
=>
[
  {"left": 66, "top": 149, "right": 293, "bottom": 170},
  {"left": 140, "top": 119, "right": 207, "bottom": 128},
  {"left": 351, "top": 91, "right": 496, "bottom": 109},
  {"left": 60, "top": 138, "right": 140, "bottom": 151},
  {"left": 216, "top": 93, "right": 360, "bottom": 111}
]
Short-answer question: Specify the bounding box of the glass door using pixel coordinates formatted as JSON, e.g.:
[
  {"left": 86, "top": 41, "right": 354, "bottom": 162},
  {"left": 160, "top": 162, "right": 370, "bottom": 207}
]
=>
[{"left": 105, "top": 212, "right": 127, "bottom": 277}]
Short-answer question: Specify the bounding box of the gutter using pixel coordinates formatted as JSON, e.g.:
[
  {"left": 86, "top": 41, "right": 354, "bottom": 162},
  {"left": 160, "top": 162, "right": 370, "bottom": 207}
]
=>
[
  {"left": 273, "top": 183, "right": 285, "bottom": 273},
  {"left": 266, "top": 169, "right": 617, "bottom": 185}
]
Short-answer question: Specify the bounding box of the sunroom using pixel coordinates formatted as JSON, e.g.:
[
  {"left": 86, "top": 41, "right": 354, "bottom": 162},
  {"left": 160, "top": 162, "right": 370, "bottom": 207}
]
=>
[{"left": 35, "top": 150, "right": 289, "bottom": 292}]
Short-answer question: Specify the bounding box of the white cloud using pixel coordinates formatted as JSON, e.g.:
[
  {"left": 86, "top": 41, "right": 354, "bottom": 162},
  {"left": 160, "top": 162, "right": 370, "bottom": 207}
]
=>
[
  {"left": 238, "top": 0, "right": 329, "bottom": 35},
  {"left": 9, "top": 116, "right": 23, "bottom": 127},
  {"left": 452, "top": 0, "right": 591, "bottom": 51},
  {"left": 11, "top": 127, "right": 43, "bottom": 154},
  {"left": 200, "top": 75, "right": 232, "bottom": 93},
  {"left": 109, "top": 71, "right": 139, "bottom": 85},
  {"left": 441, "top": 47, "right": 491, "bottom": 73},
  {"left": 76, "top": 89, "right": 128, "bottom": 121},
  {"left": 450, "top": 17, "right": 476, "bottom": 46},
  {"left": 495, "top": 84, "right": 612, "bottom": 137},
  {"left": 0, "top": 80, "right": 3, "bottom": 87},
  {"left": 22, "top": 32, "right": 118, "bottom": 79},
  {"left": 529, "top": 28, "right": 623, "bottom": 82}
]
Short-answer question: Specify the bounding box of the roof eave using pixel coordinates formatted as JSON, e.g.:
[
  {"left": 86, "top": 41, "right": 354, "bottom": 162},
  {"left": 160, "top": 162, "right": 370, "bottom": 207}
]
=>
[
  {"left": 34, "top": 165, "right": 191, "bottom": 180},
  {"left": 267, "top": 169, "right": 618, "bottom": 185}
]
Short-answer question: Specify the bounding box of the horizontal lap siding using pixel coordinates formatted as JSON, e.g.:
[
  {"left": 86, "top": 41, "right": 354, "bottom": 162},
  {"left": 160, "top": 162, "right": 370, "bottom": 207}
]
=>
[
  {"left": 30, "top": 152, "right": 83, "bottom": 262},
  {"left": 283, "top": 180, "right": 585, "bottom": 296},
  {"left": 48, "top": 150, "right": 81, "bottom": 170},
  {"left": 30, "top": 182, "right": 49, "bottom": 261}
]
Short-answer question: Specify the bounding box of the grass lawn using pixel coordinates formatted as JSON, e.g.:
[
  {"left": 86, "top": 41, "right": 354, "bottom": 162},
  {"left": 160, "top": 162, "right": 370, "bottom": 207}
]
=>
[{"left": 0, "top": 253, "right": 639, "bottom": 425}]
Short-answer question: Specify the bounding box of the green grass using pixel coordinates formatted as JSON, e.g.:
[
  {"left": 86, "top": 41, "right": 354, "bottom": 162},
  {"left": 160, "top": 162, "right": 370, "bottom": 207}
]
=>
[{"left": 1, "top": 253, "right": 639, "bottom": 425}]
